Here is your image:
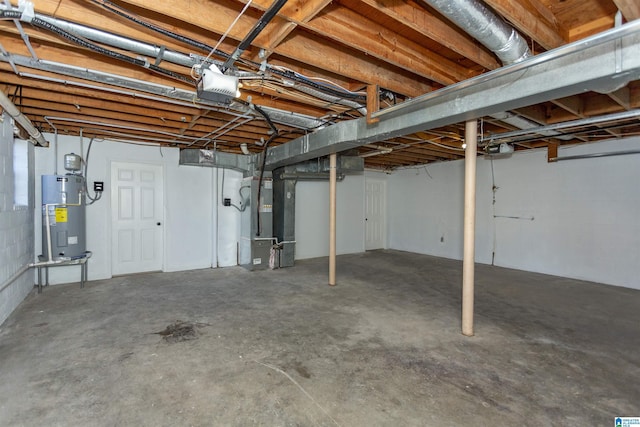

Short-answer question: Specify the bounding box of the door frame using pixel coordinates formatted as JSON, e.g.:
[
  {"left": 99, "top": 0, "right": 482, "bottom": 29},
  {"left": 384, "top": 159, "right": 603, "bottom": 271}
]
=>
[
  {"left": 364, "top": 176, "right": 388, "bottom": 250},
  {"left": 108, "top": 160, "right": 165, "bottom": 277}
]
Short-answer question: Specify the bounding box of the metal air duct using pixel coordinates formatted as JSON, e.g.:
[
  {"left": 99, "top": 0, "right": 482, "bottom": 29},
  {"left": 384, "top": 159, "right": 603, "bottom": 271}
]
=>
[{"left": 421, "top": 0, "right": 531, "bottom": 65}]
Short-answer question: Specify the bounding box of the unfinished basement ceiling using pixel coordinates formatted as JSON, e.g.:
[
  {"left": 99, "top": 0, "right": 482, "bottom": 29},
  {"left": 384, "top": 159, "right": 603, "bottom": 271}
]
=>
[{"left": 1, "top": 0, "right": 639, "bottom": 169}]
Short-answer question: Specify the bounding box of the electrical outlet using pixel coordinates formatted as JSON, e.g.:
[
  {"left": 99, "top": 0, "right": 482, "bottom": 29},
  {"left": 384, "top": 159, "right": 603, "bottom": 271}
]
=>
[
  {"left": 223, "top": 198, "right": 231, "bottom": 206},
  {"left": 94, "top": 181, "right": 104, "bottom": 192}
]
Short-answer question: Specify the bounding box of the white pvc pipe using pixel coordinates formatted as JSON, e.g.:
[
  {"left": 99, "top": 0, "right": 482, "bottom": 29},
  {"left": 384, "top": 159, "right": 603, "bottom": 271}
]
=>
[
  {"left": 329, "top": 153, "right": 337, "bottom": 286},
  {"left": 0, "top": 264, "right": 29, "bottom": 293},
  {"left": 462, "top": 120, "right": 477, "bottom": 336},
  {"left": 0, "top": 90, "right": 48, "bottom": 146},
  {"left": 45, "top": 204, "right": 54, "bottom": 262}
]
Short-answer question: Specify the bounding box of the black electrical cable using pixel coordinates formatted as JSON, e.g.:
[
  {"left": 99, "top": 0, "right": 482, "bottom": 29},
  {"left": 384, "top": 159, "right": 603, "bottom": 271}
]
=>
[
  {"left": 0, "top": 10, "right": 192, "bottom": 84},
  {"left": 0, "top": 10, "right": 21, "bottom": 19},
  {"left": 221, "top": 168, "right": 249, "bottom": 212},
  {"left": 5, "top": 6, "right": 365, "bottom": 101},
  {"left": 255, "top": 132, "right": 278, "bottom": 237},
  {"left": 89, "top": 0, "right": 365, "bottom": 101},
  {"left": 221, "top": 0, "right": 287, "bottom": 71},
  {"left": 251, "top": 104, "right": 278, "bottom": 135},
  {"left": 89, "top": 0, "right": 231, "bottom": 60},
  {"left": 249, "top": 103, "right": 280, "bottom": 237}
]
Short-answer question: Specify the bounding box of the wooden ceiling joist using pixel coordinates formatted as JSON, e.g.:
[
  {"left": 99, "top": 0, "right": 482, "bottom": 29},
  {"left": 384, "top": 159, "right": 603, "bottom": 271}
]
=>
[
  {"left": 483, "top": 0, "right": 565, "bottom": 49},
  {"left": 0, "top": 0, "right": 636, "bottom": 168}
]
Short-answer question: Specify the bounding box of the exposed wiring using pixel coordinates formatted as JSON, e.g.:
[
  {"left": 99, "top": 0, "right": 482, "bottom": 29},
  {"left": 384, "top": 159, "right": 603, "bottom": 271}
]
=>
[
  {"left": 202, "top": 0, "right": 253, "bottom": 70},
  {"left": 89, "top": 0, "right": 365, "bottom": 101},
  {"left": 0, "top": 10, "right": 193, "bottom": 84},
  {"left": 84, "top": 137, "right": 103, "bottom": 205},
  {"left": 255, "top": 132, "right": 278, "bottom": 237},
  {"left": 89, "top": 0, "right": 230, "bottom": 60},
  {"left": 241, "top": 79, "right": 355, "bottom": 113},
  {"left": 424, "top": 140, "right": 466, "bottom": 152},
  {"left": 221, "top": 168, "right": 249, "bottom": 212},
  {"left": 269, "top": 64, "right": 366, "bottom": 96},
  {"left": 251, "top": 103, "right": 278, "bottom": 135}
]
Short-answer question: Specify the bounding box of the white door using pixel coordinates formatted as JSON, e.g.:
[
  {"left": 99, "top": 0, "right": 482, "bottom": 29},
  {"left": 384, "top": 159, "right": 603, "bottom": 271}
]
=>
[
  {"left": 111, "top": 162, "right": 164, "bottom": 275},
  {"left": 365, "top": 178, "right": 386, "bottom": 250}
]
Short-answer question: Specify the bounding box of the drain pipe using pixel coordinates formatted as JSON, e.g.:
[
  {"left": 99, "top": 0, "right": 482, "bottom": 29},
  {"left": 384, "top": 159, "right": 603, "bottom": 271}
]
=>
[{"left": 420, "top": 0, "right": 531, "bottom": 65}]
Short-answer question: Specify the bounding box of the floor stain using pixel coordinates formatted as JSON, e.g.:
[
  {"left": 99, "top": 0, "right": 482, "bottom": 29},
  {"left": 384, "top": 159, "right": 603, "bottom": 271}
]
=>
[{"left": 153, "top": 320, "right": 209, "bottom": 343}]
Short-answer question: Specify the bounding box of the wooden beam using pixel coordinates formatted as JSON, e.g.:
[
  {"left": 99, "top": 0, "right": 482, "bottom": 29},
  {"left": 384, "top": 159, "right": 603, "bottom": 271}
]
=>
[
  {"left": 0, "top": 35, "right": 194, "bottom": 90},
  {"left": 613, "top": 0, "right": 640, "bottom": 21},
  {"left": 607, "top": 86, "right": 631, "bottom": 110},
  {"left": 353, "top": 0, "right": 500, "bottom": 70},
  {"left": 514, "top": 105, "right": 550, "bottom": 124},
  {"left": 568, "top": 15, "right": 615, "bottom": 41},
  {"left": 547, "top": 141, "right": 558, "bottom": 162},
  {"left": 630, "top": 82, "right": 640, "bottom": 108},
  {"left": 483, "top": 0, "right": 565, "bottom": 49},
  {"left": 249, "top": 0, "right": 333, "bottom": 59},
  {"left": 366, "top": 84, "right": 380, "bottom": 125},
  {"left": 247, "top": 1, "right": 472, "bottom": 84},
  {"left": 305, "top": 6, "right": 470, "bottom": 84},
  {"left": 523, "top": 0, "right": 560, "bottom": 30},
  {"left": 551, "top": 97, "right": 583, "bottom": 117},
  {"left": 0, "top": 73, "right": 200, "bottom": 118},
  {"left": 275, "top": 31, "right": 434, "bottom": 96},
  {"left": 111, "top": 0, "right": 434, "bottom": 97}
]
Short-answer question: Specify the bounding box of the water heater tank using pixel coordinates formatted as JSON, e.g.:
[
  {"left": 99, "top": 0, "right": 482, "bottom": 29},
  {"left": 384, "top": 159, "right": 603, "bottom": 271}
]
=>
[{"left": 41, "top": 175, "right": 86, "bottom": 259}]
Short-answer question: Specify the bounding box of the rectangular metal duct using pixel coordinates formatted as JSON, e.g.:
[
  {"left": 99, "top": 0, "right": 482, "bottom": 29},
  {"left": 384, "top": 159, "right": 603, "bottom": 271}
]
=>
[{"left": 179, "top": 149, "right": 251, "bottom": 173}]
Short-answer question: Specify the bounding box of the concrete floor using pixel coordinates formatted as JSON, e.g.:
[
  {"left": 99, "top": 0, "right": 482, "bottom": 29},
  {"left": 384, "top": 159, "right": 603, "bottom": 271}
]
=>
[{"left": 0, "top": 250, "right": 638, "bottom": 426}]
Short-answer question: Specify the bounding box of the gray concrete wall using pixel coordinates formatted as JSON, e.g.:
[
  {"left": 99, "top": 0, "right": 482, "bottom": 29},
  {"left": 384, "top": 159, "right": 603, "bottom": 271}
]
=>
[{"left": 0, "top": 114, "right": 35, "bottom": 325}]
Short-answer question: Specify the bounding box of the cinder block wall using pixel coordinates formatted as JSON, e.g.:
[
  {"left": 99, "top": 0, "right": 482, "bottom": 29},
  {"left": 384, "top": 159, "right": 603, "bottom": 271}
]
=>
[{"left": 0, "top": 114, "right": 35, "bottom": 325}]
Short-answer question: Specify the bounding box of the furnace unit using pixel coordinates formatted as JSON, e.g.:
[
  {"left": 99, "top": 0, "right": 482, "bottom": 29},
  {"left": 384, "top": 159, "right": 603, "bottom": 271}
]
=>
[{"left": 239, "top": 172, "right": 273, "bottom": 270}]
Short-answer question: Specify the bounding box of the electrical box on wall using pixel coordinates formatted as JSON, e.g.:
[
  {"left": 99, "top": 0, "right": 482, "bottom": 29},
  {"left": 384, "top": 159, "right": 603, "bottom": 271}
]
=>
[{"left": 94, "top": 181, "right": 104, "bottom": 192}]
